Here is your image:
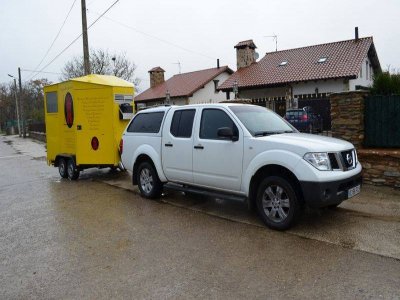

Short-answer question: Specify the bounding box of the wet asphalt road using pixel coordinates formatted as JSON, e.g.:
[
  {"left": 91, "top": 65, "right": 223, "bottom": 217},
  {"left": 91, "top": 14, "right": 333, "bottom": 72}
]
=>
[{"left": 1, "top": 136, "right": 400, "bottom": 299}]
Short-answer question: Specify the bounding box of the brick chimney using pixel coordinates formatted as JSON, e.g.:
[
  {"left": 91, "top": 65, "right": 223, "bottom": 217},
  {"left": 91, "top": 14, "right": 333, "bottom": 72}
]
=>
[
  {"left": 149, "top": 67, "right": 165, "bottom": 88},
  {"left": 234, "top": 40, "right": 257, "bottom": 69}
]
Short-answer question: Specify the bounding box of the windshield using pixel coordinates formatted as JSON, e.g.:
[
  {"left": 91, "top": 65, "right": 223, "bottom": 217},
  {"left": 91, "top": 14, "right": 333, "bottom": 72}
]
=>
[{"left": 229, "top": 105, "right": 296, "bottom": 136}]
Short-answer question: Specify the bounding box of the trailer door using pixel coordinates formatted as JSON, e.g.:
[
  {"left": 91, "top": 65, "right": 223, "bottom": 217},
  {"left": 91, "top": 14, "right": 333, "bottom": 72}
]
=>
[{"left": 75, "top": 88, "right": 115, "bottom": 166}]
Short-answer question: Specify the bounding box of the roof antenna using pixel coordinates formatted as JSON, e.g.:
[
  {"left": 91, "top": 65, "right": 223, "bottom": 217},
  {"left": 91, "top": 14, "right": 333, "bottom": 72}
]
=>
[
  {"left": 173, "top": 61, "right": 181, "bottom": 74},
  {"left": 264, "top": 34, "right": 278, "bottom": 51}
]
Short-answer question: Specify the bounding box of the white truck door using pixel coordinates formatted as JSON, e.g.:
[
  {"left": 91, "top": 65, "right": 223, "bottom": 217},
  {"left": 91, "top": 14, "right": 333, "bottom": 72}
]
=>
[
  {"left": 161, "top": 108, "right": 196, "bottom": 184},
  {"left": 192, "top": 108, "right": 244, "bottom": 192}
]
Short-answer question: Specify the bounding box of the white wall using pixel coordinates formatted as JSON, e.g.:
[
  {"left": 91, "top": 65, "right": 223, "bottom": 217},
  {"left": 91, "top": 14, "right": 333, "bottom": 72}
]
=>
[
  {"left": 189, "top": 72, "right": 232, "bottom": 104},
  {"left": 292, "top": 79, "right": 346, "bottom": 95},
  {"left": 170, "top": 97, "right": 188, "bottom": 105},
  {"left": 349, "top": 56, "right": 374, "bottom": 90},
  {"left": 136, "top": 96, "right": 187, "bottom": 109}
]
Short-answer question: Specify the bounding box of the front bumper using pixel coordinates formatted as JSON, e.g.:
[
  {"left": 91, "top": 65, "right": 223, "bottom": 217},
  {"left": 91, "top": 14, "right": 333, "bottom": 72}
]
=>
[{"left": 299, "top": 171, "right": 362, "bottom": 208}]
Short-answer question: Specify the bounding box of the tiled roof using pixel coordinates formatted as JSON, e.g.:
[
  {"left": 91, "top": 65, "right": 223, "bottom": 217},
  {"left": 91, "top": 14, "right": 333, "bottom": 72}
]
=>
[
  {"left": 219, "top": 37, "right": 380, "bottom": 91},
  {"left": 135, "top": 66, "right": 233, "bottom": 102},
  {"left": 235, "top": 40, "right": 257, "bottom": 49}
]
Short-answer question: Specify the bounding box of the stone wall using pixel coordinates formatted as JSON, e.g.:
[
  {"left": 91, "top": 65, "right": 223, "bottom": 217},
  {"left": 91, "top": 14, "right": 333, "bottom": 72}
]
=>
[
  {"left": 330, "top": 91, "right": 400, "bottom": 188},
  {"left": 330, "top": 91, "right": 369, "bottom": 148},
  {"left": 29, "top": 131, "right": 46, "bottom": 143},
  {"left": 358, "top": 149, "right": 400, "bottom": 188}
]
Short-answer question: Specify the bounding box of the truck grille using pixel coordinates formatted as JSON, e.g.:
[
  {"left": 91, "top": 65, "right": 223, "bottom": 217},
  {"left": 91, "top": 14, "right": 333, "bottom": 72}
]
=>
[
  {"left": 328, "top": 153, "right": 340, "bottom": 169},
  {"left": 328, "top": 149, "right": 357, "bottom": 171},
  {"left": 340, "top": 149, "right": 356, "bottom": 170}
]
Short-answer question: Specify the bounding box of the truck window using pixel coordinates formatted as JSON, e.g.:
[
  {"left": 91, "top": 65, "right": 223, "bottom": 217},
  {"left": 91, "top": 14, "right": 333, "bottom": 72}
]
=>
[
  {"left": 127, "top": 112, "right": 164, "bottom": 133},
  {"left": 200, "top": 109, "right": 238, "bottom": 140},
  {"left": 170, "top": 109, "right": 196, "bottom": 138},
  {"left": 46, "top": 92, "right": 58, "bottom": 113}
]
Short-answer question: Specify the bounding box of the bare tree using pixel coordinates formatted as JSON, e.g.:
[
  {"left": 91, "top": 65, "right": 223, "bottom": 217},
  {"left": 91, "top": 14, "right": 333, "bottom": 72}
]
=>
[{"left": 60, "top": 49, "right": 140, "bottom": 89}]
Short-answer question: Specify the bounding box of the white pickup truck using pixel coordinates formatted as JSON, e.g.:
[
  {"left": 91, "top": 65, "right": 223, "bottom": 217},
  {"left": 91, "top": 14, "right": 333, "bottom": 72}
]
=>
[{"left": 120, "top": 103, "right": 362, "bottom": 230}]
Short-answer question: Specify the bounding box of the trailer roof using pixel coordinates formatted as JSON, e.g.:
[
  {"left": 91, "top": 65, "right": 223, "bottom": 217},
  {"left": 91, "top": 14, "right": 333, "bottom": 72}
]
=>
[{"left": 71, "top": 74, "right": 134, "bottom": 87}]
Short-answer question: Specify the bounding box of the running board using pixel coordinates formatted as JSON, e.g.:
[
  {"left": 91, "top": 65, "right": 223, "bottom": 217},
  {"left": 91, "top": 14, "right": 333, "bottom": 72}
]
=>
[{"left": 164, "top": 183, "right": 247, "bottom": 203}]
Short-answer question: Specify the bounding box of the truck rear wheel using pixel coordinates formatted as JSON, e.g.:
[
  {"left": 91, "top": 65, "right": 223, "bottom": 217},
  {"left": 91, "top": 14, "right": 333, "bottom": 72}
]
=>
[
  {"left": 137, "top": 161, "right": 162, "bottom": 199},
  {"left": 67, "top": 159, "right": 80, "bottom": 180},
  {"left": 58, "top": 158, "right": 68, "bottom": 178},
  {"left": 256, "top": 176, "right": 301, "bottom": 230}
]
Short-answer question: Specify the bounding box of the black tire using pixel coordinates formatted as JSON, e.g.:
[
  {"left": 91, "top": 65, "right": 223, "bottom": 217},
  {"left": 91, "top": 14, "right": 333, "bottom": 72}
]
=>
[
  {"left": 327, "top": 202, "right": 341, "bottom": 209},
  {"left": 136, "top": 161, "right": 162, "bottom": 199},
  {"left": 58, "top": 158, "right": 68, "bottom": 178},
  {"left": 67, "top": 158, "right": 80, "bottom": 180},
  {"left": 256, "top": 176, "right": 301, "bottom": 230},
  {"left": 109, "top": 166, "right": 118, "bottom": 172}
]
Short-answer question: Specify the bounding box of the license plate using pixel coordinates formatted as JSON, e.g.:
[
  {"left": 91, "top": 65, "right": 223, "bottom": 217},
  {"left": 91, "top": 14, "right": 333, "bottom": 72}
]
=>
[{"left": 348, "top": 185, "right": 361, "bottom": 198}]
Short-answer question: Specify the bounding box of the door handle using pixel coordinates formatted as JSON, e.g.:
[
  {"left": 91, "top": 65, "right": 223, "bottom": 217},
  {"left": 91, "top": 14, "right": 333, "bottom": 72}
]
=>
[
  {"left": 194, "top": 145, "right": 204, "bottom": 149},
  {"left": 165, "top": 143, "right": 173, "bottom": 147}
]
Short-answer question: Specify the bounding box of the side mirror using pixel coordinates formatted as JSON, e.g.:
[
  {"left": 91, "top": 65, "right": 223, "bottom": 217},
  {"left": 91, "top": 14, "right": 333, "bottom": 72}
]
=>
[{"left": 217, "top": 127, "right": 238, "bottom": 141}]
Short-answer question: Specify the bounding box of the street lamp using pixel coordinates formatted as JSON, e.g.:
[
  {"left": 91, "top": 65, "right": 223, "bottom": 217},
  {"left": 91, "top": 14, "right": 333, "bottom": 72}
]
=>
[{"left": 7, "top": 74, "right": 21, "bottom": 137}]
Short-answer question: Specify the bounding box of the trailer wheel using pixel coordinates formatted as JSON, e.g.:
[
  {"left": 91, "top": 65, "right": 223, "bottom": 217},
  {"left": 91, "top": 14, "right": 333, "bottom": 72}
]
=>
[
  {"left": 58, "top": 158, "right": 68, "bottom": 178},
  {"left": 137, "top": 161, "right": 162, "bottom": 199},
  {"left": 67, "top": 159, "right": 80, "bottom": 180}
]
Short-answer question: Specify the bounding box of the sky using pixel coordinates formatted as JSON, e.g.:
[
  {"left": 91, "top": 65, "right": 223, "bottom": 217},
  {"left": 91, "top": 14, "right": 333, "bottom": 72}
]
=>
[{"left": 1, "top": 0, "right": 399, "bottom": 92}]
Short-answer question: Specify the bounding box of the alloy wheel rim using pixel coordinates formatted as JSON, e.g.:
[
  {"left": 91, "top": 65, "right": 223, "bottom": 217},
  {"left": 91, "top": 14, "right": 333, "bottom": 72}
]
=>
[
  {"left": 140, "top": 168, "right": 153, "bottom": 194},
  {"left": 262, "top": 185, "right": 290, "bottom": 223}
]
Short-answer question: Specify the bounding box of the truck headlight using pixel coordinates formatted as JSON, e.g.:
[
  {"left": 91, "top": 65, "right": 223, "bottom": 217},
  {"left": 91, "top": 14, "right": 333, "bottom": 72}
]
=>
[{"left": 304, "top": 152, "right": 331, "bottom": 171}]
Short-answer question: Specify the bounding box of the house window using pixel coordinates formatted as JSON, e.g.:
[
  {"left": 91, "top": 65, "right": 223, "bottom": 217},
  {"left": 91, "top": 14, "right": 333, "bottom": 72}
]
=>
[
  {"left": 366, "top": 61, "right": 369, "bottom": 79},
  {"left": 213, "top": 80, "right": 219, "bottom": 93},
  {"left": 317, "top": 57, "right": 328, "bottom": 63},
  {"left": 279, "top": 61, "right": 288, "bottom": 66},
  {"left": 360, "top": 65, "right": 363, "bottom": 78}
]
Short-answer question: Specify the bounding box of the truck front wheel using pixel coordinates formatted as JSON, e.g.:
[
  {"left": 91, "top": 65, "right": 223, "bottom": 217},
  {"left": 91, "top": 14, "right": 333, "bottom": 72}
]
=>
[
  {"left": 256, "top": 176, "right": 301, "bottom": 230},
  {"left": 137, "top": 161, "right": 162, "bottom": 199},
  {"left": 58, "top": 158, "right": 68, "bottom": 178}
]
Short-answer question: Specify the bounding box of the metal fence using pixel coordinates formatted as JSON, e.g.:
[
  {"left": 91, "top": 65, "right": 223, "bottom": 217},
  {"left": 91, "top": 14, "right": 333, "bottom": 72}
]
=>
[{"left": 364, "top": 95, "right": 400, "bottom": 148}]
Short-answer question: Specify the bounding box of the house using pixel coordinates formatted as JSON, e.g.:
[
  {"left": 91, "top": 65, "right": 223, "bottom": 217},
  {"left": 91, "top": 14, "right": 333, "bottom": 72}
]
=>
[
  {"left": 134, "top": 63, "right": 233, "bottom": 109},
  {"left": 218, "top": 28, "right": 381, "bottom": 128}
]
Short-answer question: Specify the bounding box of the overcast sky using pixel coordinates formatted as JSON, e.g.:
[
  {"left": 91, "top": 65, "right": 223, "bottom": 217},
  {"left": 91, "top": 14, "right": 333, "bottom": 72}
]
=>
[{"left": 1, "top": 0, "right": 399, "bottom": 91}]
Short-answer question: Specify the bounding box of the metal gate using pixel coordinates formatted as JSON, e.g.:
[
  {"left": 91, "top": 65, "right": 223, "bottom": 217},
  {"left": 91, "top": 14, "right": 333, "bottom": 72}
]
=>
[
  {"left": 298, "top": 97, "right": 331, "bottom": 130},
  {"left": 364, "top": 95, "right": 400, "bottom": 147}
]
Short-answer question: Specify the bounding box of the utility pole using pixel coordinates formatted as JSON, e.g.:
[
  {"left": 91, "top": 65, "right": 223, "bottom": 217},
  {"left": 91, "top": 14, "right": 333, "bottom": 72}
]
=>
[
  {"left": 18, "top": 67, "right": 26, "bottom": 138},
  {"left": 81, "top": 0, "right": 90, "bottom": 75},
  {"left": 7, "top": 74, "right": 21, "bottom": 137}
]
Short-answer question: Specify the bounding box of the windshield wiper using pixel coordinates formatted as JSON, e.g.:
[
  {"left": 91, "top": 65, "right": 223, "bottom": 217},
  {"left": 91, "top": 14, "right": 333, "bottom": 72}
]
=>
[{"left": 254, "top": 130, "right": 294, "bottom": 137}]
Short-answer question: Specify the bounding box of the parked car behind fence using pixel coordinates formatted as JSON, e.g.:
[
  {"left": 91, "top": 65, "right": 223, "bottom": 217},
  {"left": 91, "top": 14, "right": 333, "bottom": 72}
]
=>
[{"left": 284, "top": 106, "right": 323, "bottom": 133}]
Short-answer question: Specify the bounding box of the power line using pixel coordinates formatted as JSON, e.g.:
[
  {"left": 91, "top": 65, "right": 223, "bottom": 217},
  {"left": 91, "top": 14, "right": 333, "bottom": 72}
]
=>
[
  {"left": 30, "top": 0, "right": 120, "bottom": 80},
  {"left": 87, "top": 9, "right": 216, "bottom": 61},
  {"left": 27, "top": 0, "right": 77, "bottom": 81},
  {"left": 21, "top": 69, "right": 63, "bottom": 75}
]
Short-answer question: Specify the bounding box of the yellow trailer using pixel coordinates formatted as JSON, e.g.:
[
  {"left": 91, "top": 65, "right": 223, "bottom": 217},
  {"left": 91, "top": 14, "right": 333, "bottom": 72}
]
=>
[{"left": 43, "top": 74, "right": 134, "bottom": 180}]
